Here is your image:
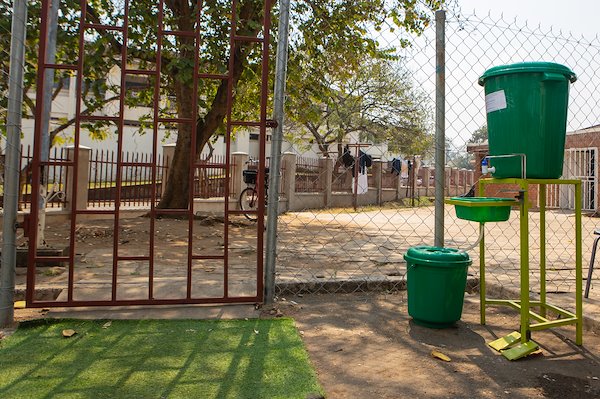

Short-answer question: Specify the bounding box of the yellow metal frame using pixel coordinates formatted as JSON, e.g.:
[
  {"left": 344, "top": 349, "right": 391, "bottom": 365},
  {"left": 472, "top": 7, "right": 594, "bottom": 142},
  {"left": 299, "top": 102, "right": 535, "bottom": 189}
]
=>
[{"left": 478, "top": 178, "right": 583, "bottom": 346}]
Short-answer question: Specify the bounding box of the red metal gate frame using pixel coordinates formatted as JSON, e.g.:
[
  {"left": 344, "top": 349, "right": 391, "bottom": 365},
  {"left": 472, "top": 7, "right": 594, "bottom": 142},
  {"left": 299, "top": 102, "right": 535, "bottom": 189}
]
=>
[{"left": 27, "top": 0, "right": 271, "bottom": 307}]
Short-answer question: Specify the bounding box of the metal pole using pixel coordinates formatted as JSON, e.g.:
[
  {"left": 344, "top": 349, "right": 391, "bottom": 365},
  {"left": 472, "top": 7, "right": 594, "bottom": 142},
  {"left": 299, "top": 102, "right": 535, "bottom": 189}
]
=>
[
  {"left": 264, "top": 0, "right": 291, "bottom": 304},
  {"left": 37, "top": 0, "right": 59, "bottom": 247},
  {"left": 1, "top": 0, "right": 28, "bottom": 328},
  {"left": 434, "top": 9, "right": 446, "bottom": 247}
]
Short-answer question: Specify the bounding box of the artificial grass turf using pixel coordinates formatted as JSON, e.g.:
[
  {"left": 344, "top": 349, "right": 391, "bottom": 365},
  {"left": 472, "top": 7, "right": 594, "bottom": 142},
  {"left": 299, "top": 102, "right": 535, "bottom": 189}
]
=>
[{"left": 0, "top": 318, "right": 323, "bottom": 399}]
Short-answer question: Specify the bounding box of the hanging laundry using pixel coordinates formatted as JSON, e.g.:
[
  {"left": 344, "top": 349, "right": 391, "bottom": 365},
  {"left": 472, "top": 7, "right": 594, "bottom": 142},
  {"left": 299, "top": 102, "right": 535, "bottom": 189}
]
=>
[
  {"left": 359, "top": 150, "right": 372, "bottom": 173},
  {"left": 351, "top": 150, "right": 371, "bottom": 195},
  {"left": 391, "top": 158, "right": 401, "bottom": 175},
  {"left": 342, "top": 145, "right": 355, "bottom": 169},
  {"left": 352, "top": 172, "right": 369, "bottom": 195}
]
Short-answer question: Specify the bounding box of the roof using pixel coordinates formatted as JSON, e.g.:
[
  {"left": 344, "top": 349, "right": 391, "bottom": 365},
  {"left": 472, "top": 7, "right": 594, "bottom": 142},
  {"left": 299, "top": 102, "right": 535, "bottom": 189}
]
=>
[
  {"left": 466, "top": 141, "right": 489, "bottom": 153},
  {"left": 567, "top": 124, "right": 600, "bottom": 135}
]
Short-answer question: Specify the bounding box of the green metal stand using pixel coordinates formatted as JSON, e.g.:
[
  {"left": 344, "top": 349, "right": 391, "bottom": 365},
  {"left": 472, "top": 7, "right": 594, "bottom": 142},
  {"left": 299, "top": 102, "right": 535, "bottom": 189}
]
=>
[{"left": 478, "top": 178, "right": 583, "bottom": 358}]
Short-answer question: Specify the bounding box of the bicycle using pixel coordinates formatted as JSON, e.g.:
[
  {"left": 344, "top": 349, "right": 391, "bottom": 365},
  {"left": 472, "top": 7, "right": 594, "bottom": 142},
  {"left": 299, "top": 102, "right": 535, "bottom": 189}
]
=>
[{"left": 239, "top": 164, "right": 269, "bottom": 221}]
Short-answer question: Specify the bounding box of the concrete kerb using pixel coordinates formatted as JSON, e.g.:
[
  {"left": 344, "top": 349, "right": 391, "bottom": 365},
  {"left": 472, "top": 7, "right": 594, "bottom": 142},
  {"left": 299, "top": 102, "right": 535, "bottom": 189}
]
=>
[
  {"left": 276, "top": 276, "right": 479, "bottom": 296},
  {"left": 43, "top": 303, "right": 261, "bottom": 320},
  {"left": 10, "top": 277, "right": 600, "bottom": 335}
]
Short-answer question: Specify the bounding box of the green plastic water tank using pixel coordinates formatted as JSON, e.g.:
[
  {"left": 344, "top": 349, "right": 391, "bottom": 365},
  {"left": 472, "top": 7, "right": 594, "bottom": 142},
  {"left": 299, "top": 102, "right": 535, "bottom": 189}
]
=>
[
  {"left": 478, "top": 62, "right": 577, "bottom": 179},
  {"left": 404, "top": 246, "right": 471, "bottom": 328}
]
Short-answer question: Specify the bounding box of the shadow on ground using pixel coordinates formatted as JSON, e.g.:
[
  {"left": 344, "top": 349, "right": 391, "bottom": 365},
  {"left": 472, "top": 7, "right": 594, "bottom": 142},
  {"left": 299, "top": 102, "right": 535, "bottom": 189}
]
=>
[{"left": 280, "top": 292, "right": 600, "bottom": 399}]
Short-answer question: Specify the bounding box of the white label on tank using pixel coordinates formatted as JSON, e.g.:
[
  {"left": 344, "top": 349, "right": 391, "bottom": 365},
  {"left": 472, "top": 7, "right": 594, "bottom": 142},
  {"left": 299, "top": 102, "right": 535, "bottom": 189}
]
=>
[{"left": 485, "top": 90, "right": 507, "bottom": 113}]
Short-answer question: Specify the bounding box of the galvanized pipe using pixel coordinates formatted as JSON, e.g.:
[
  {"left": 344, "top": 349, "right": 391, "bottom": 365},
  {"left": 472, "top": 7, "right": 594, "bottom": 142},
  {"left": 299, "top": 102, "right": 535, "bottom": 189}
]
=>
[
  {"left": 264, "top": 0, "right": 291, "bottom": 304},
  {"left": 256, "top": 0, "right": 273, "bottom": 302},
  {"left": 434, "top": 9, "right": 446, "bottom": 248},
  {"left": 37, "top": 0, "right": 60, "bottom": 247},
  {"left": 1, "top": 0, "right": 28, "bottom": 327}
]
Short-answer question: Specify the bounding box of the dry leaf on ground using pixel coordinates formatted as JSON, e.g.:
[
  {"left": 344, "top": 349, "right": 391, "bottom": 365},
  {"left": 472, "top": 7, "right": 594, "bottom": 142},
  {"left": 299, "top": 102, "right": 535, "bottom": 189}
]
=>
[{"left": 431, "top": 350, "right": 451, "bottom": 362}]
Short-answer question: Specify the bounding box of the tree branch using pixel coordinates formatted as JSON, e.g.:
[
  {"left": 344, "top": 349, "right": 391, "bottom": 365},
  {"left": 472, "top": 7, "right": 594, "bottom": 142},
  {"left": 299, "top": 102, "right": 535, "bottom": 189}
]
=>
[
  {"left": 48, "top": 95, "right": 120, "bottom": 145},
  {"left": 194, "top": 0, "right": 265, "bottom": 153}
]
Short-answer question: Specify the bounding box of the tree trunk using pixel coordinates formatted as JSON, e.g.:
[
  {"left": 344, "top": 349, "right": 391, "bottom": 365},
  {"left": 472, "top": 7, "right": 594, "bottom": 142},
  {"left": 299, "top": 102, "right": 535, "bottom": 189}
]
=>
[
  {"left": 157, "top": 0, "right": 263, "bottom": 209},
  {"left": 334, "top": 141, "right": 345, "bottom": 170},
  {"left": 157, "top": 120, "right": 193, "bottom": 209},
  {"left": 317, "top": 142, "right": 329, "bottom": 158}
]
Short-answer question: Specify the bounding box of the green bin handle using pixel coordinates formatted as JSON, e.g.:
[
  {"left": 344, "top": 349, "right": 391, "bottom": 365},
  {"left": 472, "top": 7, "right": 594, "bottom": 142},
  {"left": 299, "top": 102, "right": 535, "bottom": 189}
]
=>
[{"left": 542, "top": 72, "right": 566, "bottom": 82}]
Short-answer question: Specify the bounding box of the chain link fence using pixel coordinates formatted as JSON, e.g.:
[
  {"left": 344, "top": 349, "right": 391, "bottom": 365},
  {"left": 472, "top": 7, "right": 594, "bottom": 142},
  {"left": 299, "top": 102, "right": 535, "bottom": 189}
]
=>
[
  {"left": 1, "top": 2, "right": 27, "bottom": 212},
  {"left": 1, "top": 2, "right": 599, "bottom": 303},
  {"left": 0, "top": 4, "right": 11, "bottom": 194},
  {"left": 275, "top": 6, "right": 600, "bottom": 298}
]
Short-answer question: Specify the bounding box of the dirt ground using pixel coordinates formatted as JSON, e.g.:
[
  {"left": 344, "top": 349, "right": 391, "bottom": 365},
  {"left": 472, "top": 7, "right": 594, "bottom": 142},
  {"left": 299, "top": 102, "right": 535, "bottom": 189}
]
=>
[
  {"left": 276, "top": 292, "right": 600, "bottom": 399},
  {"left": 13, "top": 215, "right": 262, "bottom": 300},
  {"left": 9, "top": 204, "right": 599, "bottom": 305}
]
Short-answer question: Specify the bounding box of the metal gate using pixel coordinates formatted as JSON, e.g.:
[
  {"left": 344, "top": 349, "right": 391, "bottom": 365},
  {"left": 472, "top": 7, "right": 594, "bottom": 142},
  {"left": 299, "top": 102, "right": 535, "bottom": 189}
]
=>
[
  {"left": 547, "top": 147, "right": 597, "bottom": 211},
  {"left": 27, "top": 0, "right": 272, "bottom": 307}
]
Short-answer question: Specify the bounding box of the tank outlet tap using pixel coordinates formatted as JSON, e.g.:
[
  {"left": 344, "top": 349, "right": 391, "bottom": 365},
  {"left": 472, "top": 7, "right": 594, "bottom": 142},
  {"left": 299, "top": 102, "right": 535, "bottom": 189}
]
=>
[{"left": 481, "top": 158, "right": 495, "bottom": 175}]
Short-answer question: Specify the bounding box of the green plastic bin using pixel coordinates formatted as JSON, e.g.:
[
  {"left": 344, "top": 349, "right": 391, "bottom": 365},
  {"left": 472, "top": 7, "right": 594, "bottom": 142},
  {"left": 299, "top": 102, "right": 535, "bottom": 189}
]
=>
[
  {"left": 479, "top": 62, "right": 577, "bottom": 178},
  {"left": 404, "top": 246, "right": 471, "bottom": 328}
]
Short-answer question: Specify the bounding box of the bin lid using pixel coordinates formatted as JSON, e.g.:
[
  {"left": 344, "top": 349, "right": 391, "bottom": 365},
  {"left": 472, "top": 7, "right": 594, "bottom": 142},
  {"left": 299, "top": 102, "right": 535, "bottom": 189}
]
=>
[
  {"left": 478, "top": 62, "right": 577, "bottom": 86},
  {"left": 404, "top": 246, "right": 470, "bottom": 264}
]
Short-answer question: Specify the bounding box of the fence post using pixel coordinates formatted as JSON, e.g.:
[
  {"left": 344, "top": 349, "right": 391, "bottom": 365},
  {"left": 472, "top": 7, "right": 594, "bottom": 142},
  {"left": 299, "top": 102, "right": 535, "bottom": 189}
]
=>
[
  {"left": 453, "top": 168, "right": 458, "bottom": 194},
  {"left": 161, "top": 143, "right": 175, "bottom": 198},
  {"left": 396, "top": 166, "right": 403, "bottom": 200},
  {"left": 434, "top": 9, "right": 446, "bottom": 247},
  {"left": 373, "top": 160, "right": 383, "bottom": 205},
  {"left": 65, "top": 145, "right": 90, "bottom": 211},
  {"left": 445, "top": 166, "right": 451, "bottom": 196},
  {"left": 281, "top": 152, "right": 296, "bottom": 211},
  {"left": 319, "top": 157, "right": 333, "bottom": 207},
  {"left": 413, "top": 156, "right": 421, "bottom": 184},
  {"left": 231, "top": 152, "right": 249, "bottom": 203},
  {"left": 423, "top": 166, "right": 431, "bottom": 196},
  {"left": 452, "top": 168, "right": 459, "bottom": 193},
  {"left": 413, "top": 156, "right": 421, "bottom": 199},
  {"left": 37, "top": 0, "right": 60, "bottom": 248}
]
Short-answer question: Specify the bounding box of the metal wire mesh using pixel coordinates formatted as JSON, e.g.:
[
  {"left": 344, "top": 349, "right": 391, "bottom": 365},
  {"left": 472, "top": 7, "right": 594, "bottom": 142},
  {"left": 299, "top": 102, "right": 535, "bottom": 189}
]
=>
[
  {"left": 1, "top": 3, "right": 27, "bottom": 213},
  {"left": 0, "top": 6, "right": 10, "bottom": 205},
  {"left": 275, "top": 6, "right": 600, "bottom": 297},
  {"left": 2, "top": 2, "right": 600, "bottom": 301}
]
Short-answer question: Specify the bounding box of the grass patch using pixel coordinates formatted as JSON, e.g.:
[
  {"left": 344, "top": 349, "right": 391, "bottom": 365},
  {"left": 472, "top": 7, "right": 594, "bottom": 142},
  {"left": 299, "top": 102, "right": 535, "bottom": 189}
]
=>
[{"left": 0, "top": 318, "right": 323, "bottom": 399}]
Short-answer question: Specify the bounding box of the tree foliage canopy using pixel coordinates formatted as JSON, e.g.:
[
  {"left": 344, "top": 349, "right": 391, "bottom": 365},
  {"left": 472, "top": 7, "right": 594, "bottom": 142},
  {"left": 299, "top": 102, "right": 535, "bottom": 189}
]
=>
[
  {"left": 285, "top": 0, "right": 440, "bottom": 159},
  {"left": 1, "top": 0, "right": 444, "bottom": 207},
  {"left": 469, "top": 125, "right": 488, "bottom": 144}
]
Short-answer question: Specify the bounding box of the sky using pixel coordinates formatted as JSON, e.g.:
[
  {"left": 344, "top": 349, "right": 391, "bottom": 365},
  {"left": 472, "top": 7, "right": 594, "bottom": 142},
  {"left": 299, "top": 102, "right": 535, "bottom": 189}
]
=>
[
  {"left": 456, "top": 0, "right": 598, "bottom": 39},
  {"left": 393, "top": 0, "right": 600, "bottom": 147}
]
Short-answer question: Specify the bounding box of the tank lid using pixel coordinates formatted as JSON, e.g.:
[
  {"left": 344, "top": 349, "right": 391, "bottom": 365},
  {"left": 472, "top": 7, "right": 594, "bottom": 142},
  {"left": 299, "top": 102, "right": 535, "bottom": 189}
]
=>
[
  {"left": 478, "top": 62, "right": 577, "bottom": 86},
  {"left": 404, "top": 246, "right": 470, "bottom": 264}
]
